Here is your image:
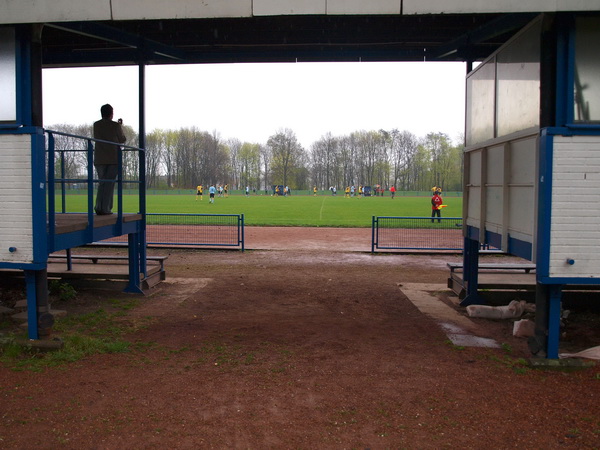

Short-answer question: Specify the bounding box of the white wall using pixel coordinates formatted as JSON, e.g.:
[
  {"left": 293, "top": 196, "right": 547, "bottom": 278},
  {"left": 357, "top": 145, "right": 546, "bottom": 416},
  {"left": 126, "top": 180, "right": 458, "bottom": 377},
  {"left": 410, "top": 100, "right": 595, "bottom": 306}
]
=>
[
  {"left": 0, "top": 134, "right": 34, "bottom": 264},
  {"left": 464, "top": 132, "right": 537, "bottom": 255},
  {"left": 549, "top": 135, "right": 600, "bottom": 278}
]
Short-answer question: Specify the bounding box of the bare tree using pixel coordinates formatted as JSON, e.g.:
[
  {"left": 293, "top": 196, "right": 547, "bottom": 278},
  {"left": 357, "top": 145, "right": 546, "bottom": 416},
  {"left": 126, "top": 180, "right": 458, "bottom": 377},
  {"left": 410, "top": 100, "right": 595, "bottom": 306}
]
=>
[
  {"left": 310, "top": 133, "right": 339, "bottom": 190},
  {"left": 227, "top": 138, "right": 243, "bottom": 189},
  {"left": 267, "top": 128, "right": 305, "bottom": 188},
  {"left": 260, "top": 144, "right": 271, "bottom": 191},
  {"left": 144, "top": 130, "right": 164, "bottom": 188}
]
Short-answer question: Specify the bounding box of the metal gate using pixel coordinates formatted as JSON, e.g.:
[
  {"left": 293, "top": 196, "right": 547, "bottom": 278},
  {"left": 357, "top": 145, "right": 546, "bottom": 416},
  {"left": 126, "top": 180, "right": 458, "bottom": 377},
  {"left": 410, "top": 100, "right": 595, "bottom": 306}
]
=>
[
  {"left": 371, "top": 216, "right": 464, "bottom": 252},
  {"left": 104, "top": 213, "right": 245, "bottom": 250}
]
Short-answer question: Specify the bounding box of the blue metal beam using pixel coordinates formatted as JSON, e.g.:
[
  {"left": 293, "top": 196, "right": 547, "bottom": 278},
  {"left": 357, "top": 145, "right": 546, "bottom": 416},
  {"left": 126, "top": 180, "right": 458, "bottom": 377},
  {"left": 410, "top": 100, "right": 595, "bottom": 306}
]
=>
[
  {"left": 45, "top": 21, "right": 185, "bottom": 62},
  {"left": 431, "top": 13, "right": 537, "bottom": 60}
]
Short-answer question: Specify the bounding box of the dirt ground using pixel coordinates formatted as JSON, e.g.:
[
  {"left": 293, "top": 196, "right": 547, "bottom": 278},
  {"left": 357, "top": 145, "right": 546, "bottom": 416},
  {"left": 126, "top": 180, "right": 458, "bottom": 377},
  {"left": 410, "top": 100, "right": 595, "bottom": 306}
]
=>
[{"left": 1, "top": 227, "right": 599, "bottom": 448}]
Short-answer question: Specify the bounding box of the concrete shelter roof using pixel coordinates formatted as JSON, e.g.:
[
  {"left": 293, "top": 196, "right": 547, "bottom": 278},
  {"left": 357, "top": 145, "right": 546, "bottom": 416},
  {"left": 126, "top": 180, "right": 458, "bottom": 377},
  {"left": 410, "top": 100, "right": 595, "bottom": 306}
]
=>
[{"left": 2, "top": 0, "right": 599, "bottom": 66}]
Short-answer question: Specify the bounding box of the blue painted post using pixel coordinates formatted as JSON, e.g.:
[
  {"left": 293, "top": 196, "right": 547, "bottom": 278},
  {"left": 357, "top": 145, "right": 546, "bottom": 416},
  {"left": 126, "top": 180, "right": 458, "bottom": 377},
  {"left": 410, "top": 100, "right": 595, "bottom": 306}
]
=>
[
  {"left": 86, "top": 139, "right": 94, "bottom": 242},
  {"left": 139, "top": 148, "right": 147, "bottom": 276},
  {"left": 241, "top": 214, "right": 245, "bottom": 252},
  {"left": 47, "top": 132, "right": 56, "bottom": 248},
  {"left": 547, "top": 285, "right": 563, "bottom": 359},
  {"left": 60, "top": 149, "right": 66, "bottom": 212},
  {"left": 24, "top": 270, "right": 38, "bottom": 340},
  {"left": 460, "top": 237, "right": 486, "bottom": 306},
  {"left": 62, "top": 141, "right": 72, "bottom": 270},
  {"left": 116, "top": 147, "right": 123, "bottom": 236},
  {"left": 371, "top": 216, "right": 376, "bottom": 253},
  {"left": 125, "top": 232, "right": 143, "bottom": 294},
  {"left": 138, "top": 62, "right": 148, "bottom": 275}
]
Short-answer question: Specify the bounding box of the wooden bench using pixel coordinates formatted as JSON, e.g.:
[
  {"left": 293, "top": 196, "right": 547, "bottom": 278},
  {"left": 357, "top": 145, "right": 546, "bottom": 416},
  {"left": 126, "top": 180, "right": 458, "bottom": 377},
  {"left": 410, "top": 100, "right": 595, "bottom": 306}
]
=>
[
  {"left": 447, "top": 262, "right": 536, "bottom": 274},
  {"left": 447, "top": 262, "right": 537, "bottom": 299},
  {"left": 49, "top": 254, "right": 168, "bottom": 271}
]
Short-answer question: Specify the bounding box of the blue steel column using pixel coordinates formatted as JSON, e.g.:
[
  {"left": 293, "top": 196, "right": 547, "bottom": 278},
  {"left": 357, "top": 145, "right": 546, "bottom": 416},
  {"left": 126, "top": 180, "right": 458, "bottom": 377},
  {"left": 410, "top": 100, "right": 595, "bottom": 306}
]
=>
[
  {"left": 125, "top": 232, "right": 143, "bottom": 293},
  {"left": 138, "top": 62, "right": 147, "bottom": 277},
  {"left": 21, "top": 26, "right": 52, "bottom": 340},
  {"left": 86, "top": 139, "right": 95, "bottom": 242},
  {"left": 546, "top": 285, "right": 563, "bottom": 359},
  {"left": 371, "top": 216, "right": 376, "bottom": 253},
  {"left": 460, "top": 236, "right": 485, "bottom": 306},
  {"left": 240, "top": 214, "right": 245, "bottom": 252},
  {"left": 24, "top": 271, "right": 38, "bottom": 339}
]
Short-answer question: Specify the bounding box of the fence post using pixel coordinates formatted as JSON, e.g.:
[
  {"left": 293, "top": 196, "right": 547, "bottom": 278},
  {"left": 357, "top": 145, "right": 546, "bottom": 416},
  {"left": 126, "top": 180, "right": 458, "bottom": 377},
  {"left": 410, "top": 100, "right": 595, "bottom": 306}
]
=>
[
  {"left": 371, "top": 216, "right": 376, "bottom": 253},
  {"left": 47, "top": 132, "right": 56, "bottom": 248},
  {"left": 240, "top": 214, "right": 245, "bottom": 252},
  {"left": 86, "top": 139, "right": 95, "bottom": 242}
]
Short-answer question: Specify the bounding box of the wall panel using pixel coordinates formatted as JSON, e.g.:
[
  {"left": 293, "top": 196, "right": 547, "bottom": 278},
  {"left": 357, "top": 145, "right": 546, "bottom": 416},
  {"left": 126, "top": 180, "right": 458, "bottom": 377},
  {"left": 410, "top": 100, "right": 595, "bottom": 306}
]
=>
[
  {"left": 548, "top": 135, "right": 600, "bottom": 278},
  {"left": 0, "top": 134, "right": 33, "bottom": 263}
]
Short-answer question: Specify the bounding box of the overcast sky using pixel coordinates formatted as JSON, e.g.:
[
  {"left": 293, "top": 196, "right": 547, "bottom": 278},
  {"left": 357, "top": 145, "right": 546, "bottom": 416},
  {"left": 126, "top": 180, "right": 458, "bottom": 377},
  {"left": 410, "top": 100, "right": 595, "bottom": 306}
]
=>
[{"left": 42, "top": 61, "right": 467, "bottom": 149}]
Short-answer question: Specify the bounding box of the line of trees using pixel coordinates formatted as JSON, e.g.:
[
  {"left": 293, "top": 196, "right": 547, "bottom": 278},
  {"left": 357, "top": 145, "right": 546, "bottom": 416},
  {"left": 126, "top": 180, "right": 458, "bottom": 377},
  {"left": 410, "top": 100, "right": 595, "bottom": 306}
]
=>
[{"left": 48, "top": 124, "right": 464, "bottom": 192}]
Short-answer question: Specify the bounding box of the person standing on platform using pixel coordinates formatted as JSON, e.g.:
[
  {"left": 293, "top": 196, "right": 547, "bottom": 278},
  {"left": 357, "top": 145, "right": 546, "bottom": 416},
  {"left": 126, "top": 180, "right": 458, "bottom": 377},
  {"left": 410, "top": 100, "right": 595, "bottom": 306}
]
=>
[
  {"left": 431, "top": 188, "right": 443, "bottom": 223},
  {"left": 93, "top": 104, "right": 126, "bottom": 215}
]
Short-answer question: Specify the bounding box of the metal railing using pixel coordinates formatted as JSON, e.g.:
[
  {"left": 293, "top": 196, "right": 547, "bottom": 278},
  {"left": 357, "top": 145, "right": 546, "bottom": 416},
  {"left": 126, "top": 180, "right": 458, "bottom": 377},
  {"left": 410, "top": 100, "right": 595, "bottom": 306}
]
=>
[
  {"left": 371, "top": 216, "right": 465, "bottom": 252},
  {"left": 103, "top": 213, "right": 245, "bottom": 251},
  {"left": 371, "top": 216, "right": 502, "bottom": 252},
  {"left": 45, "top": 129, "right": 146, "bottom": 251}
]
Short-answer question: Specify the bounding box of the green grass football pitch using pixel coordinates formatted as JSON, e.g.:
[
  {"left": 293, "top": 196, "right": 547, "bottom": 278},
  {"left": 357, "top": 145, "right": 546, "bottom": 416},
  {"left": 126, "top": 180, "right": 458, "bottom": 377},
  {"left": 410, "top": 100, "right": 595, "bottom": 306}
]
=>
[{"left": 58, "top": 192, "right": 462, "bottom": 227}]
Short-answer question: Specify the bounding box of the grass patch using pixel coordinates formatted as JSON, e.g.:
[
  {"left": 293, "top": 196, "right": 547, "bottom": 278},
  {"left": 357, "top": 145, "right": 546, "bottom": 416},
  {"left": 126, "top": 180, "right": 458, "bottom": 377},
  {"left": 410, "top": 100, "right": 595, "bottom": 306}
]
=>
[
  {"left": 445, "top": 339, "right": 465, "bottom": 351},
  {"left": 55, "top": 193, "right": 463, "bottom": 227},
  {"left": 486, "top": 353, "right": 530, "bottom": 374},
  {"left": 0, "top": 303, "right": 142, "bottom": 371}
]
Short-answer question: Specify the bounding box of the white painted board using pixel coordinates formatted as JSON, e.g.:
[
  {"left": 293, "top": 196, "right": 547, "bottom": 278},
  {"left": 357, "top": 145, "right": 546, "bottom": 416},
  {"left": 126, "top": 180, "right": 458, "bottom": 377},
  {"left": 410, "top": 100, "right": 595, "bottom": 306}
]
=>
[
  {"left": 549, "top": 135, "right": 600, "bottom": 278},
  {"left": 0, "top": 134, "right": 34, "bottom": 264}
]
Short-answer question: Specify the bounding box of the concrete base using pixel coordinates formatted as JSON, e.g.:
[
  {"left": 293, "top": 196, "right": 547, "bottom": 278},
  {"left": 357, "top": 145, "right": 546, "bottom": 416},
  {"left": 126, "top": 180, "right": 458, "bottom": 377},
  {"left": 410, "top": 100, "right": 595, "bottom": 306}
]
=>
[
  {"left": 399, "top": 282, "right": 500, "bottom": 348},
  {"left": 528, "top": 357, "right": 596, "bottom": 369}
]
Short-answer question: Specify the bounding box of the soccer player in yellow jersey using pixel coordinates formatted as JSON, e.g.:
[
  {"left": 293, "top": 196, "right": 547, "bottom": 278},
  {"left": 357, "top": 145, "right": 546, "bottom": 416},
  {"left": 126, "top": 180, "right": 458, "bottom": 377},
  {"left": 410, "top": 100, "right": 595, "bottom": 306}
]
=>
[
  {"left": 345, "top": 186, "right": 350, "bottom": 198},
  {"left": 196, "top": 185, "right": 203, "bottom": 201},
  {"left": 313, "top": 186, "right": 317, "bottom": 196}
]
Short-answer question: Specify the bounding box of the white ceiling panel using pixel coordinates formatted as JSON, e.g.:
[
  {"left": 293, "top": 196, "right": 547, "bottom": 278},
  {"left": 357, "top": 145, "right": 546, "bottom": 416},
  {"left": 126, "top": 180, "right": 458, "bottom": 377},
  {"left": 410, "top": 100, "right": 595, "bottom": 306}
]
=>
[
  {"left": 112, "top": 0, "right": 252, "bottom": 20},
  {"left": 0, "top": 0, "right": 111, "bottom": 24},
  {"left": 253, "top": 0, "right": 326, "bottom": 16},
  {"left": 404, "top": 0, "right": 600, "bottom": 14},
  {"left": 327, "top": 0, "right": 401, "bottom": 15}
]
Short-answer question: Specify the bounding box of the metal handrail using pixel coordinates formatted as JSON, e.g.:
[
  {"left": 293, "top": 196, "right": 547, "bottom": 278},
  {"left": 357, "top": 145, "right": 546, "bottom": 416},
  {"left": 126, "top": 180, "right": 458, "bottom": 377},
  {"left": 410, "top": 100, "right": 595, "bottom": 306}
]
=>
[{"left": 45, "top": 129, "right": 146, "bottom": 252}]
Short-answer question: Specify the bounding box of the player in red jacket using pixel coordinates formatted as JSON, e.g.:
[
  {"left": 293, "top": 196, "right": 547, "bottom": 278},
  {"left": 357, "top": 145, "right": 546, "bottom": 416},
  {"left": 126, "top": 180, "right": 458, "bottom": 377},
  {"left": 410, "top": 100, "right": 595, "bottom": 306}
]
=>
[{"left": 431, "top": 189, "right": 443, "bottom": 223}]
